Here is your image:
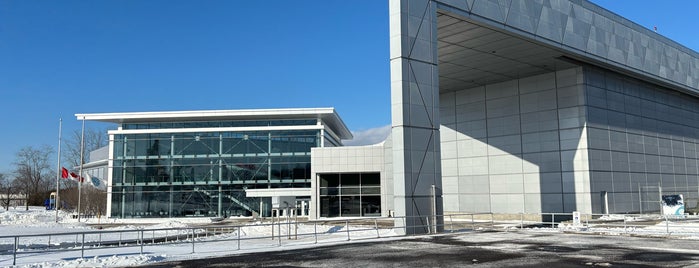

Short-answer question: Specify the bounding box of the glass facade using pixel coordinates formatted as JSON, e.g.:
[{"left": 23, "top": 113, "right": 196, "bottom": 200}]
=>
[
  {"left": 111, "top": 125, "right": 320, "bottom": 218},
  {"left": 318, "top": 173, "right": 381, "bottom": 217}
]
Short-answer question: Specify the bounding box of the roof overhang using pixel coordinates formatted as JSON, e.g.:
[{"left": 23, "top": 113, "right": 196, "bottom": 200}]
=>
[
  {"left": 245, "top": 188, "right": 311, "bottom": 197},
  {"left": 76, "top": 107, "right": 353, "bottom": 140},
  {"left": 434, "top": 0, "right": 699, "bottom": 95}
]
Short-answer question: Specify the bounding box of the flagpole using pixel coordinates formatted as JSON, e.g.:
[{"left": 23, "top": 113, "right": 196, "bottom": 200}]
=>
[
  {"left": 55, "top": 118, "right": 62, "bottom": 223},
  {"left": 77, "top": 116, "right": 85, "bottom": 223}
]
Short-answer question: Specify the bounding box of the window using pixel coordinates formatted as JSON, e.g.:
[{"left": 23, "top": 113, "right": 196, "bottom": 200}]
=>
[{"left": 318, "top": 172, "right": 381, "bottom": 217}]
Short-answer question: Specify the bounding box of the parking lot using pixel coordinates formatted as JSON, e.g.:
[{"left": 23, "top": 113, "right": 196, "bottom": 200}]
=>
[{"left": 145, "top": 230, "right": 699, "bottom": 267}]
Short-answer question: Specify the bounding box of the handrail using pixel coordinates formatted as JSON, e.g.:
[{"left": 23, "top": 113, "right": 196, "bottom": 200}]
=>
[{"left": 2, "top": 212, "right": 699, "bottom": 266}]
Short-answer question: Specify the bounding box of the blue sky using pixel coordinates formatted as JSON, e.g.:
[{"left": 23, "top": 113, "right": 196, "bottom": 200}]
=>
[{"left": 0, "top": 1, "right": 697, "bottom": 174}]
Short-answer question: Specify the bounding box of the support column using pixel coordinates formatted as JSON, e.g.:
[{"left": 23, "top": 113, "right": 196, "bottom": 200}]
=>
[
  {"left": 169, "top": 135, "right": 174, "bottom": 217},
  {"left": 218, "top": 134, "right": 223, "bottom": 217},
  {"left": 390, "top": 0, "right": 443, "bottom": 234}
]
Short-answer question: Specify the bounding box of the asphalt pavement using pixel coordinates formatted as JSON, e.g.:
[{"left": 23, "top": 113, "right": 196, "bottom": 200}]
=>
[{"left": 142, "top": 230, "right": 699, "bottom": 267}]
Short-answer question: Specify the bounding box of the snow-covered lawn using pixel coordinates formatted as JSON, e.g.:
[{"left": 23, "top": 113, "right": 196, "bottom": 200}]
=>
[{"left": 0, "top": 207, "right": 400, "bottom": 267}]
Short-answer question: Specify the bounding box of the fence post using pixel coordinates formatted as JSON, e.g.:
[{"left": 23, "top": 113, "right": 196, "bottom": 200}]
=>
[
  {"left": 375, "top": 218, "right": 380, "bottom": 238},
  {"left": 237, "top": 226, "right": 241, "bottom": 250},
  {"left": 191, "top": 228, "right": 195, "bottom": 253},
  {"left": 81, "top": 233, "right": 85, "bottom": 259},
  {"left": 639, "top": 183, "right": 643, "bottom": 215},
  {"left": 346, "top": 220, "right": 350, "bottom": 241},
  {"left": 449, "top": 215, "right": 454, "bottom": 232},
  {"left": 623, "top": 217, "right": 627, "bottom": 233},
  {"left": 404, "top": 217, "right": 407, "bottom": 234},
  {"left": 551, "top": 213, "right": 555, "bottom": 228},
  {"left": 152, "top": 230, "right": 155, "bottom": 244},
  {"left": 140, "top": 230, "right": 144, "bottom": 255},
  {"left": 48, "top": 235, "right": 51, "bottom": 250},
  {"left": 277, "top": 220, "right": 282, "bottom": 246},
  {"left": 666, "top": 216, "right": 670, "bottom": 235},
  {"left": 314, "top": 221, "right": 318, "bottom": 244},
  {"left": 13, "top": 236, "right": 17, "bottom": 266},
  {"left": 520, "top": 213, "right": 523, "bottom": 229},
  {"left": 471, "top": 214, "right": 475, "bottom": 230},
  {"left": 426, "top": 216, "right": 431, "bottom": 234}
]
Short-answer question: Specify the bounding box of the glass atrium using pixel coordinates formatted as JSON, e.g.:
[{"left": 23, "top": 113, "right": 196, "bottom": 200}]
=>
[{"left": 78, "top": 108, "right": 352, "bottom": 219}]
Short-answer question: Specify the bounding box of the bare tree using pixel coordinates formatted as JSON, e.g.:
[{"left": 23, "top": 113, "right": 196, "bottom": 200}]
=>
[
  {"left": 62, "top": 127, "right": 109, "bottom": 215},
  {"left": 0, "top": 173, "right": 12, "bottom": 210},
  {"left": 83, "top": 187, "right": 107, "bottom": 216},
  {"left": 13, "top": 145, "right": 55, "bottom": 209},
  {"left": 64, "top": 128, "right": 108, "bottom": 167}
]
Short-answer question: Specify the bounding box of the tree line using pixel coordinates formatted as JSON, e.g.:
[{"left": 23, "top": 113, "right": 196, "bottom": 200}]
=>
[{"left": 0, "top": 128, "right": 108, "bottom": 216}]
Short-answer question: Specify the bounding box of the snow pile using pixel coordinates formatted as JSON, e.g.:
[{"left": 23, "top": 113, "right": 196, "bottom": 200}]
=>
[
  {"left": 0, "top": 207, "right": 72, "bottom": 227},
  {"left": 32, "top": 254, "right": 166, "bottom": 268}
]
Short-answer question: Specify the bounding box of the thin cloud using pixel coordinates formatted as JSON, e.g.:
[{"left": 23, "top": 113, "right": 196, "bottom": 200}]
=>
[{"left": 343, "top": 125, "right": 391, "bottom": 146}]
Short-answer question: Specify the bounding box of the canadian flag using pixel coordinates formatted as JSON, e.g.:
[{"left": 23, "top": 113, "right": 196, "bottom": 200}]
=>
[
  {"left": 62, "top": 167, "right": 84, "bottom": 182},
  {"left": 61, "top": 167, "right": 69, "bottom": 179},
  {"left": 70, "top": 172, "right": 84, "bottom": 183}
]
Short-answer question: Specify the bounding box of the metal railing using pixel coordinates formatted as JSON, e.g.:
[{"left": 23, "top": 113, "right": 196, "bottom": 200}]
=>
[{"left": 2, "top": 212, "right": 699, "bottom": 266}]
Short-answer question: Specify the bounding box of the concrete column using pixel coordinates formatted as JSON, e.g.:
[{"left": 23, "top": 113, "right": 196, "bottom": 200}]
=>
[{"left": 390, "top": 0, "right": 443, "bottom": 234}]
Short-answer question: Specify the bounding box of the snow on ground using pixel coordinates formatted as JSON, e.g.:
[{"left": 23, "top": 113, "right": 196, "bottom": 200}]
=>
[
  {"left": 3, "top": 207, "right": 699, "bottom": 267},
  {"left": 0, "top": 207, "right": 401, "bottom": 267}
]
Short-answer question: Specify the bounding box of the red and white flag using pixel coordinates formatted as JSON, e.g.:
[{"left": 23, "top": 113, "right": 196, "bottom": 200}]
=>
[
  {"left": 61, "top": 167, "right": 69, "bottom": 179},
  {"left": 69, "top": 171, "right": 84, "bottom": 183}
]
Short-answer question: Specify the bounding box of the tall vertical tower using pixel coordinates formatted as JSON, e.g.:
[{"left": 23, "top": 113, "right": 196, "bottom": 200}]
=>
[{"left": 389, "top": 0, "right": 443, "bottom": 234}]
